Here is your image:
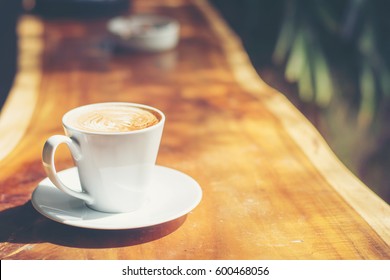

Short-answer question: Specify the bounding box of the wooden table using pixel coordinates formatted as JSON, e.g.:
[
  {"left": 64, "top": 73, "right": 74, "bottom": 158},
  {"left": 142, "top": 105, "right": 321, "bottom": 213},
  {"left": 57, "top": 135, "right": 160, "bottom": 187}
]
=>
[{"left": 0, "top": 0, "right": 389, "bottom": 260}]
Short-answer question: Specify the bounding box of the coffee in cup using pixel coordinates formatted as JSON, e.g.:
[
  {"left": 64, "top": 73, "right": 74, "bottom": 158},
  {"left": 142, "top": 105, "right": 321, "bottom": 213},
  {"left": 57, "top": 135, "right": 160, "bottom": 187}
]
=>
[
  {"left": 65, "top": 104, "right": 160, "bottom": 133},
  {"left": 42, "top": 102, "right": 165, "bottom": 213}
]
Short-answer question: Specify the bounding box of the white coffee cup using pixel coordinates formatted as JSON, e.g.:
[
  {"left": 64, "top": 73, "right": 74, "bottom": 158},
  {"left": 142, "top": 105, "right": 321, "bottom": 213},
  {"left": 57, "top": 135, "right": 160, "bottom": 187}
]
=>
[{"left": 42, "top": 102, "right": 165, "bottom": 213}]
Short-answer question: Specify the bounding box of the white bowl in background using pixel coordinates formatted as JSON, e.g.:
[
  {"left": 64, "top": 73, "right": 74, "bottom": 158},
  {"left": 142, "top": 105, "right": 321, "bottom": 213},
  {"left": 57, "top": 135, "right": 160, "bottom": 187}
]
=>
[{"left": 108, "top": 14, "right": 180, "bottom": 52}]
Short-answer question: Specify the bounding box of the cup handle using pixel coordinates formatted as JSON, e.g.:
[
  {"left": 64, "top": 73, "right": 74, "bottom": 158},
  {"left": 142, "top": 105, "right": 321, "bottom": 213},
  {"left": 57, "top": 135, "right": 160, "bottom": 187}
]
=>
[{"left": 42, "top": 135, "right": 93, "bottom": 204}]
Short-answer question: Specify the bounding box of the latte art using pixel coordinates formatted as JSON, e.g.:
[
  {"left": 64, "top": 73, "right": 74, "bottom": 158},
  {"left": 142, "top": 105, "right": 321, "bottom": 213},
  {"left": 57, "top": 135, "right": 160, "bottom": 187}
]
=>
[{"left": 68, "top": 106, "right": 159, "bottom": 133}]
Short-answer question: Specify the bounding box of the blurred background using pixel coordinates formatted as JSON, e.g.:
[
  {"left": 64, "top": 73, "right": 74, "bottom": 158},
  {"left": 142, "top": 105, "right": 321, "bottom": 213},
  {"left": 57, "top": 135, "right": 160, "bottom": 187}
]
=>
[
  {"left": 211, "top": 0, "right": 390, "bottom": 204},
  {"left": 0, "top": 0, "right": 389, "bottom": 203}
]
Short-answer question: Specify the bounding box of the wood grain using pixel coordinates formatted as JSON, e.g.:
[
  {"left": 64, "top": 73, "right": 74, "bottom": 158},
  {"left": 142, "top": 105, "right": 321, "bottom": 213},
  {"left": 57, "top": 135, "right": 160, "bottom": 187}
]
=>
[
  {"left": 0, "top": 16, "right": 43, "bottom": 162},
  {"left": 0, "top": 0, "right": 389, "bottom": 259}
]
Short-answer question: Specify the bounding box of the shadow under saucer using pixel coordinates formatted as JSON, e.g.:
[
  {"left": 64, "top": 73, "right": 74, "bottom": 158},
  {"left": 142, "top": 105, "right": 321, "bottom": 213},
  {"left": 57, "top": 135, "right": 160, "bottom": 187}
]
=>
[{"left": 0, "top": 201, "right": 187, "bottom": 250}]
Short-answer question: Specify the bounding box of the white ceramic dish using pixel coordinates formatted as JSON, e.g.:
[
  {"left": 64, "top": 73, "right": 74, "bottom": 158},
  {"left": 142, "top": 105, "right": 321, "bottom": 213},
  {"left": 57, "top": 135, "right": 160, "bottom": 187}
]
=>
[
  {"left": 31, "top": 166, "right": 202, "bottom": 230},
  {"left": 108, "top": 14, "right": 180, "bottom": 52}
]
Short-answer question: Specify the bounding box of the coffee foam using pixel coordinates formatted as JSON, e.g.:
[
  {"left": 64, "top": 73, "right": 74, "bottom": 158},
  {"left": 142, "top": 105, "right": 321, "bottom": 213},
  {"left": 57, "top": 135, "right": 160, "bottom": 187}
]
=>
[{"left": 67, "top": 105, "right": 159, "bottom": 133}]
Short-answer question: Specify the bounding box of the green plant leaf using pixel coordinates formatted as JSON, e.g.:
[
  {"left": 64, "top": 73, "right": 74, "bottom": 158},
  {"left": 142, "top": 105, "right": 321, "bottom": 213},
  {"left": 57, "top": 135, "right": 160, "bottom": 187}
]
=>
[
  {"left": 298, "top": 60, "right": 314, "bottom": 102},
  {"left": 313, "top": 47, "right": 334, "bottom": 107},
  {"left": 285, "top": 28, "right": 306, "bottom": 82},
  {"left": 272, "top": 3, "right": 296, "bottom": 64},
  {"left": 358, "top": 62, "right": 376, "bottom": 126}
]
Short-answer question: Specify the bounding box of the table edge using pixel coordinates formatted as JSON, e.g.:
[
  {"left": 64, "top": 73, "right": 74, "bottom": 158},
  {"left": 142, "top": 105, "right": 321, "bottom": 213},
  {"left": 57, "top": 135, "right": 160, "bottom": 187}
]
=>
[{"left": 0, "top": 16, "right": 43, "bottom": 162}]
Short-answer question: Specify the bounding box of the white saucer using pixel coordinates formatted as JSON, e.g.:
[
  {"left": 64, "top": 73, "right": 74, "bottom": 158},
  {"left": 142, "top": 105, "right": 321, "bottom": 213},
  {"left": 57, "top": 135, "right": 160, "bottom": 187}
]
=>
[{"left": 31, "top": 166, "right": 202, "bottom": 230}]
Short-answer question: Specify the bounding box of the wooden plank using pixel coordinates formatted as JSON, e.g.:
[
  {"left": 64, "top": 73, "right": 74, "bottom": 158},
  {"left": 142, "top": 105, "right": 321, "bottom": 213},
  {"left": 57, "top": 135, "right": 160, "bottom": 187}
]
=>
[{"left": 0, "top": 0, "right": 389, "bottom": 259}]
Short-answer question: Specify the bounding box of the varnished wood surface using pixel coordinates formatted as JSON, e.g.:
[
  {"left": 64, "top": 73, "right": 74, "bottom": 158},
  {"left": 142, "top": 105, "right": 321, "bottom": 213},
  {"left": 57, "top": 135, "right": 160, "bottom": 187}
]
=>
[{"left": 0, "top": 0, "right": 389, "bottom": 260}]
